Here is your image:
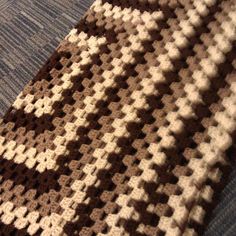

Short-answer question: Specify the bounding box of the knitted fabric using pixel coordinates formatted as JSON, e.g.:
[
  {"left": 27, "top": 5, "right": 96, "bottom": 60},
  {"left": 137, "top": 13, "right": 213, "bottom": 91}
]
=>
[{"left": 0, "top": 0, "right": 235, "bottom": 235}]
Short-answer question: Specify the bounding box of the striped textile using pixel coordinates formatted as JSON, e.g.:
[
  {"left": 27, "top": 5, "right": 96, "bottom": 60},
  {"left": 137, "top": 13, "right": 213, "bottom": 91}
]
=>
[{"left": 0, "top": 0, "right": 236, "bottom": 235}]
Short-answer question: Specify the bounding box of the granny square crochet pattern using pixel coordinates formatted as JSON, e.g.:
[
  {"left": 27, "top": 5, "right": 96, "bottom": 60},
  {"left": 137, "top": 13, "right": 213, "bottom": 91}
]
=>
[{"left": 0, "top": 0, "right": 235, "bottom": 235}]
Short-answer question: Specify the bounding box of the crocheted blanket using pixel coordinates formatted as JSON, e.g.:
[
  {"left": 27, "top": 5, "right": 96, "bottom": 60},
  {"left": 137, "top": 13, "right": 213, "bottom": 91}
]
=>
[{"left": 0, "top": 0, "right": 235, "bottom": 235}]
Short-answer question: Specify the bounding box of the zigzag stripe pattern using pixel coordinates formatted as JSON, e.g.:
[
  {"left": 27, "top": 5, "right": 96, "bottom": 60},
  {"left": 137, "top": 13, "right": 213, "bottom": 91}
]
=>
[{"left": 0, "top": 0, "right": 235, "bottom": 235}]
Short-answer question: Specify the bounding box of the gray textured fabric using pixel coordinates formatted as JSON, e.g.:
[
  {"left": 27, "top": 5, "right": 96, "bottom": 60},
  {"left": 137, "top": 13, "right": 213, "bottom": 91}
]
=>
[
  {"left": 0, "top": 0, "right": 94, "bottom": 116},
  {"left": 204, "top": 166, "right": 236, "bottom": 236}
]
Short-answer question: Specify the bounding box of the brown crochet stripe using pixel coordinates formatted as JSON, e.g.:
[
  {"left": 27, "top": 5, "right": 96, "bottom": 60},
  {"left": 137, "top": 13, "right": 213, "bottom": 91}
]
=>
[
  {"left": 0, "top": 0, "right": 235, "bottom": 235},
  {"left": 0, "top": 220, "right": 29, "bottom": 236},
  {"left": 101, "top": 0, "right": 161, "bottom": 12}
]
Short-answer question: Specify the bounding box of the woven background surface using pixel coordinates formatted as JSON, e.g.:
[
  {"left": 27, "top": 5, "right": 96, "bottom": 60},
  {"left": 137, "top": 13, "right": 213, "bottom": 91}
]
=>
[
  {"left": 0, "top": 0, "right": 93, "bottom": 116},
  {"left": 0, "top": 0, "right": 235, "bottom": 235},
  {"left": 204, "top": 161, "right": 236, "bottom": 236}
]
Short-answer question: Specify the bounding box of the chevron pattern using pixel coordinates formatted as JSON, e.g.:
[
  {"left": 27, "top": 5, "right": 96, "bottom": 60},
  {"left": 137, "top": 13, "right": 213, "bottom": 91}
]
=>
[{"left": 0, "top": 0, "right": 236, "bottom": 235}]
